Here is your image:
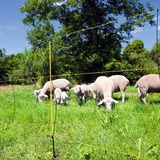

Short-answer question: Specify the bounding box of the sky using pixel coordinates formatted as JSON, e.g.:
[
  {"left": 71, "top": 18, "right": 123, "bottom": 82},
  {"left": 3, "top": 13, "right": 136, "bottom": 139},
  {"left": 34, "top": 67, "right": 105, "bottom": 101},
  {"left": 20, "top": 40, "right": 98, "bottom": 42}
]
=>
[{"left": 0, "top": 0, "right": 160, "bottom": 55}]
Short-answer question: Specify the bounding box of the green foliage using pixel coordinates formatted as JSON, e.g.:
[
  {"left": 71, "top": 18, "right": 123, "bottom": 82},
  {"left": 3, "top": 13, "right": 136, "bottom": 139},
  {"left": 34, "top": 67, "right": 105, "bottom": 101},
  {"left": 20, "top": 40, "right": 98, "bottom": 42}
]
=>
[
  {"left": 0, "top": 1, "right": 157, "bottom": 84},
  {"left": 149, "top": 40, "right": 160, "bottom": 64},
  {"left": 0, "top": 51, "right": 26, "bottom": 84},
  {"left": 0, "top": 85, "right": 160, "bottom": 159},
  {"left": 0, "top": 49, "right": 8, "bottom": 83},
  {"left": 20, "top": 0, "right": 155, "bottom": 83},
  {"left": 122, "top": 40, "right": 157, "bottom": 84}
]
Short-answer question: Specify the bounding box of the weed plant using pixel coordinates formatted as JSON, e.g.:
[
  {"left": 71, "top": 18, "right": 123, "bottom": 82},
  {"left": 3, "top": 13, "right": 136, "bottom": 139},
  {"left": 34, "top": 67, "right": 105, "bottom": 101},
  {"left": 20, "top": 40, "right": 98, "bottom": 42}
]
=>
[{"left": 0, "top": 85, "right": 159, "bottom": 159}]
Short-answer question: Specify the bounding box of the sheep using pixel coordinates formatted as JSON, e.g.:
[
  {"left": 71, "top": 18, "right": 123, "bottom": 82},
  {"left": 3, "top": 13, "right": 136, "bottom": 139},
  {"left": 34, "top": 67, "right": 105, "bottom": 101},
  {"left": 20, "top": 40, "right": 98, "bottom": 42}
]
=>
[
  {"left": 71, "top": 84, "right": 91, "bottom": 105},
  {"left": 135, "top": 74, "right": 160, "bottom": 104},
  {"left": 53, "top": 88, "right": 62, "bottom": 104},
  {"left": 37, "top": 78, "right": 70, "bottom": 102},
  {"left": 109, "top": 75, "right": 129, "bottom": 102},
  {"left": 61, "top": 91, "right": 70, "bottom": 105},
  {"left": 92, "top": 76, "right": 118, "bottom": 110}
]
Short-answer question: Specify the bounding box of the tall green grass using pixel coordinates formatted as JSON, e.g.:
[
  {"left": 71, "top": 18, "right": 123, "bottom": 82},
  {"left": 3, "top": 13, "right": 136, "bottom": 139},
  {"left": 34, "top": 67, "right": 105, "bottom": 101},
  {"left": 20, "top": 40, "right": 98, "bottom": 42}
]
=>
[{"left": 0, "top": 85, "right": 159, "bottom": 159}]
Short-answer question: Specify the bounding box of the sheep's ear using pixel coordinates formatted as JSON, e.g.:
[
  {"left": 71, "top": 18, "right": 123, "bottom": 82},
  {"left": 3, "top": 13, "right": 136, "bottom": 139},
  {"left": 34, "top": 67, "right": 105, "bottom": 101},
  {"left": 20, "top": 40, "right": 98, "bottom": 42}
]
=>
[
  {"left": 33, "top": 90, "right": 39, "bottom": 96},
  {"left": 35, "top": 91, "right": 39, "bottom": 96},
  {"left": 98, "top": 100, "right": 104, "bottom": 106},
  {"left": 42, "top": 93, "right": 48, "bottom": 98},
  {"left": 111, "top": 98, "right": 118, "bottom": 103}
]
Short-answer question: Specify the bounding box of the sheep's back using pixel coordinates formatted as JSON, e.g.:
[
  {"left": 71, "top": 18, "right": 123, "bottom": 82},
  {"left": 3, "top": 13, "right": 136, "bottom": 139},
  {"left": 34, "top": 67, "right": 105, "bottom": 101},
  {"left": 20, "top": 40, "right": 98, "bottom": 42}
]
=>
[
  {"left": 136, "top": 74, "right": 160, "bottom": 93},
  {"left": 52, "top": 79, "right": 70, "bottom": 91},
  {"left": 109, "top": 75, "right": 129, "bottom": 92},
  {"left": 94, "top": 76, "right": 114, "bottom": 96}
]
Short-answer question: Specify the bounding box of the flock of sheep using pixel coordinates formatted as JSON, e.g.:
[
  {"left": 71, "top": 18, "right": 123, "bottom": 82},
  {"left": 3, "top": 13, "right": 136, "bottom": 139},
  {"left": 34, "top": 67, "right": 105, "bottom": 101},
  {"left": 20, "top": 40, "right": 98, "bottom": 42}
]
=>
[{"left": 33, "top": 74, "right": 160, "bottom": 110}]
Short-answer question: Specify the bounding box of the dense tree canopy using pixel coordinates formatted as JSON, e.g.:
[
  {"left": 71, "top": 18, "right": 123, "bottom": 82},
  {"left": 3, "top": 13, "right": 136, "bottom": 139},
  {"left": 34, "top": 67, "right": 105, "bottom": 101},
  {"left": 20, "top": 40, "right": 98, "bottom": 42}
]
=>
[
  {"left": 149, "top": 40, "right": 160, "bottom": 63},
  {"left": 122, "top": 40, "right": 157, "bottom": 83},
  {"left": 0, "top": 0, "right": 158, "bottom": 85},
  {"left": 20, "top": 0, "right": 155, "bottom": 83}
]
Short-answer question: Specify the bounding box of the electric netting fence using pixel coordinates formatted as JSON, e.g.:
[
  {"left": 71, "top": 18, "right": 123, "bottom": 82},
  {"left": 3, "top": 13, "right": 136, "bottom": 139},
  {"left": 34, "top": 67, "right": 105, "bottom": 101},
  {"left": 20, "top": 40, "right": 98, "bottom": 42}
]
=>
[{"left": 0, "top": 8, "right": 160, "bottom": 159}]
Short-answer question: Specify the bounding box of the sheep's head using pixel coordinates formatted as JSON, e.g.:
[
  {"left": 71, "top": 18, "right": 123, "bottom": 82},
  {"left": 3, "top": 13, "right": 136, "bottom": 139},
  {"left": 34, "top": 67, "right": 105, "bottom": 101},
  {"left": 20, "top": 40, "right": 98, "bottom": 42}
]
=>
[
  {"left": 71, "top": 85, "right": 82, "bottom": 95},
  {"left": 98, "top": 97, "right": 118, "bottom": 110},
  {"left": 33, "top": 89, "right": 42, "bottom": 96},
  {"left": 54, "top": 95, "right": 61, "bottom": 104},
  {"left": 37, "top": 93, "right": 48, "bottom": 102}
]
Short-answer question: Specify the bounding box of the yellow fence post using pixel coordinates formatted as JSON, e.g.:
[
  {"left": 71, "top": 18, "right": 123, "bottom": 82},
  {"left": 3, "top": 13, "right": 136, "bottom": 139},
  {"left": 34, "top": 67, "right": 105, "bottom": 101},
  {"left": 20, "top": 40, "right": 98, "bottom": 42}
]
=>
[{"left": 49, "top": 41, "right": 56, "bottom": 159}]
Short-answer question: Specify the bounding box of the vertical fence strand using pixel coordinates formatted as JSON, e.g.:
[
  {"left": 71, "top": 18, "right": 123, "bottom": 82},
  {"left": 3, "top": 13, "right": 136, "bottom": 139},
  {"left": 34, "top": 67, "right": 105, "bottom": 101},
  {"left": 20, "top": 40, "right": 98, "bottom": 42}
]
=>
[{"left": 49, "top": 41, "right": 56, "bottom": 159}]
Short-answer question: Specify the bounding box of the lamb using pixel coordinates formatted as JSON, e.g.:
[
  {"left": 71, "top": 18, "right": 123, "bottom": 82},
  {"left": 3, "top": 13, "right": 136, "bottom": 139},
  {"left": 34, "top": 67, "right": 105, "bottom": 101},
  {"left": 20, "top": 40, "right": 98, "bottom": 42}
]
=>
[
  {"left": 135, "top": 74, "right": 160, "bottom": 104},
  {"left": 61, "top": 91, "right": 70, "bottom": 105},
  {"left": 37, "top": 78, "right": 70, "bottom": 102},
  {"left": 71, "top": 84, "right": 91, "bottom": 105},
  {"left": 53, "top": 88, "right": 62, "bottom": 104},
  {"left": 92, "top": 76, "right": 118, "bottom": 110},
  {"left": 109, "top": 75, "right": 129, "bottom": 102}
]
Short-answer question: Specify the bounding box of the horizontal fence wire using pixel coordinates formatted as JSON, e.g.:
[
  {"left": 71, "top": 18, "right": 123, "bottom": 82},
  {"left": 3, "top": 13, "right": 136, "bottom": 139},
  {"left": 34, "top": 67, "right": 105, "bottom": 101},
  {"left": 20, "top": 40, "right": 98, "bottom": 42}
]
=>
[
  {"left": 0, "top": 76, "right": 160, "bottom": 119},
  {"left": 27, "top": 8, "right": 159, "bottom": 47},
  {"left": 53, "top": 9, "right": 157, "bottom": 40},
  {"left": 0, "top": 67, "right": 158, "bottom": 84}
]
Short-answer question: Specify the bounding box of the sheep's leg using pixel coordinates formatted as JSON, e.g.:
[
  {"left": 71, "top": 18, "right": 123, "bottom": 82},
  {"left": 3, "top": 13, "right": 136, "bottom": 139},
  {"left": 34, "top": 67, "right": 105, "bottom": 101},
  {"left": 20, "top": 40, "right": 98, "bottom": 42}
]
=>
[
  {"left": 82, "top": 96, "right": 86, "bottom": 103},
  {"left": 121, "top": 90, "right": 125, "bottom": 102},
  {"left": 92, "top": 92, "right": 96, "bottom": 100},
  {"left": 140, "top": 94, "right": 147, "bottom": 104},
  {"left": 78, "top": 97, "right": 83, "bottom": 106},
  {"left": 66, "top": 100, "right": 68, "bottom": 106},
  {"left": 60, "top": 99, "right": 63, "bottom": 104}
]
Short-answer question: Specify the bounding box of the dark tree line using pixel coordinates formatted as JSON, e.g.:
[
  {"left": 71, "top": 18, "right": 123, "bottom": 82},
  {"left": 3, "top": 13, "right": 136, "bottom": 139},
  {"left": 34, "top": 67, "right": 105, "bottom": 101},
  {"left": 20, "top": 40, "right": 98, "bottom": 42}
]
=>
[
  {"left": 0, "top": 40, "right": 159, "bottom": 85},
  {"left": 0, "top": 0, "right": 159, "bottom": 85}
]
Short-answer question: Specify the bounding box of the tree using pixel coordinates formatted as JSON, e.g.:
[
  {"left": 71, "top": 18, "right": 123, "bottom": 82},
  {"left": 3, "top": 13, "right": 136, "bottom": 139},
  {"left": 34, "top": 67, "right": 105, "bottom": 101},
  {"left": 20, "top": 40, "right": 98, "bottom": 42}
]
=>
[
  {"left": 149, "top": 40, "right": 160, "bottom": 64},
  {"left": 6, "top": 53, "right": 26, "bottom": 84},
  {"left": 0, "top": 49, "right": 7, "bottom": 83},
  {"left": 122, "top": 40, "right": 157, "bottom": 84},
  {"left": 21, "top": 0, "right": 155, "bottom": 83}
]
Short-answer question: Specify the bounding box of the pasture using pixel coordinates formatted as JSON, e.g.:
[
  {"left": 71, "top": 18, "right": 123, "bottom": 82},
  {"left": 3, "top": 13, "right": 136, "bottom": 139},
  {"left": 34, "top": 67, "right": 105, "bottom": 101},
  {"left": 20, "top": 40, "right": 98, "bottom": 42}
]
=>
[{"left": 0, "top": 85, "right": 160, "bottom": 159}]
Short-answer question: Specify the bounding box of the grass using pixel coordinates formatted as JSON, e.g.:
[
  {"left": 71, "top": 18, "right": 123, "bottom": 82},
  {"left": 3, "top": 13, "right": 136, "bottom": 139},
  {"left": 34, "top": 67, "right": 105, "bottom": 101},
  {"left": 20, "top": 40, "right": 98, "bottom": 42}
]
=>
[{"left": 0, "top": 85, "right": 160, "bottom": 159}]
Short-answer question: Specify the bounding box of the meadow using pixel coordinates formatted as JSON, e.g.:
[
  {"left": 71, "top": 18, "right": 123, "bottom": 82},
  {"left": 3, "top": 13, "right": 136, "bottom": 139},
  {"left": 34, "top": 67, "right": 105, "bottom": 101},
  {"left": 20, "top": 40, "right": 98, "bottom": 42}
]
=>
[{"left": 0, "top": 85, "right": 160, "bottom": 160}]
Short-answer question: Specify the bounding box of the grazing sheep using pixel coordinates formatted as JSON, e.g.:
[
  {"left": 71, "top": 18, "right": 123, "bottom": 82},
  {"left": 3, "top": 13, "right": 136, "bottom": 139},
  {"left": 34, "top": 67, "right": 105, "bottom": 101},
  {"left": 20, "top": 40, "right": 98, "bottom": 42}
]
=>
[
  {"left": 53, "top": 88, "right": 62, "bottom": 104},
  {"left": 61, "top": 91, "right": 69, "bottom": 105},
  {"left": 135, "top": 74, "right": 160, "bottom": 104},
  {"left": 109, "top": 75, "right": 129, "bottom": 102},
  {"left": 71, "top": 84, "right": 91, "bottom": 105},
  {"left": 93, "top": 76, "right": 118, "bottom": 110},
  {"left": 37, "top": 78, "right": 70, "bottom": 102}
]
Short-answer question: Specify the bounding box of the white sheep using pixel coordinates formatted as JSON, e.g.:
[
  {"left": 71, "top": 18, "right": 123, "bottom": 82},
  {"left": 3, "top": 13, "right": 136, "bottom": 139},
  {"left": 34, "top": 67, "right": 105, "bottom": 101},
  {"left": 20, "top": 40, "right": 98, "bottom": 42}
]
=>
[
  {"left": 71, "top": 84, "right": 90, "bottom": 105},
  {"left": 109, "top": 75, "right": 129, "bottom": 102},
  {"left": 92, "top": 76, "right": 118, "bottom": 110},
  {"left": 53, "top": 88, "right": 62, "bottom": 104},
  {"left": 37, "top": 78, "right": 70, "bottom": 102},
  {"left": 61, "top": 91, "right": 70, "bottom": 105},
  {"left": 135, "top": 74, "right": 160, "bottom": 104}
]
